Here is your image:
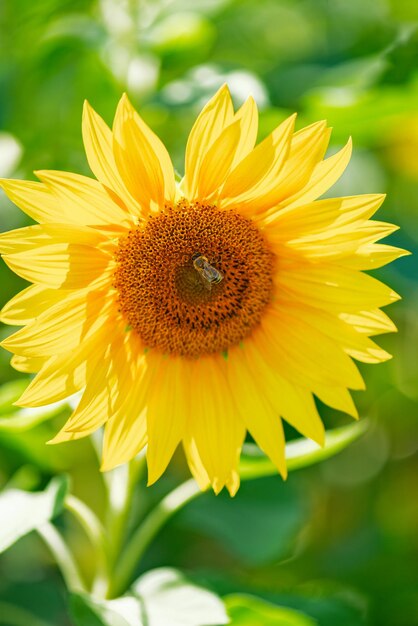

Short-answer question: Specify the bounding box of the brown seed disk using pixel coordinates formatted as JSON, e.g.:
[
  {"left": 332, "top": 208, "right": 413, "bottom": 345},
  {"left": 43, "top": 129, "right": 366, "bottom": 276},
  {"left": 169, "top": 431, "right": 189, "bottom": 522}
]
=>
[{"left": 113, "top": 201, "right": 275, "bottom": 358}]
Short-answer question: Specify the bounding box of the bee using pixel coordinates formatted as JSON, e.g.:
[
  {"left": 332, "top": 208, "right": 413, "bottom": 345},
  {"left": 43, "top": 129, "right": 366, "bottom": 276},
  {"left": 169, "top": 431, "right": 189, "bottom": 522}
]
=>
[{"left": 192, "top": 253, "right": 223, "bottom": 290}]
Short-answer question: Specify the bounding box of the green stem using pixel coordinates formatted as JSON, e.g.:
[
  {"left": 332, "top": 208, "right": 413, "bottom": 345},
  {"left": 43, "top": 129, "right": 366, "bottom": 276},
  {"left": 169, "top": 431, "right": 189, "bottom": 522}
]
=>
[
  {"left": 37, "top": 523, "right": 86, "bottom": 592},
  {"left": 65, "top": 494, "right": 106, "bottom": 550},
  {"left": 109, "top": 479, "right": 200, "bottom": 598},
  {"left": 65, "top": 494, "right": 108, "bottom": 597},
  {"left": 106, "top": 454, "right": 147, "bottom": 570}
]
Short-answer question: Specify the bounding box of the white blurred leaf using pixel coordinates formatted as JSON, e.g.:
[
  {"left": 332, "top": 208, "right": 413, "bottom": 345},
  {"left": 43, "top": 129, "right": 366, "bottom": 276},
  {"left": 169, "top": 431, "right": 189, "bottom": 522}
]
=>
[
  {"left": 0, "top": 475, "right": 69, "bottom": 553},
  {"left": 71, "top": 593, "right": 144, "bottom": 626},
  {"left": 133, "top": 567, "right": 228, "bottom": 626}
]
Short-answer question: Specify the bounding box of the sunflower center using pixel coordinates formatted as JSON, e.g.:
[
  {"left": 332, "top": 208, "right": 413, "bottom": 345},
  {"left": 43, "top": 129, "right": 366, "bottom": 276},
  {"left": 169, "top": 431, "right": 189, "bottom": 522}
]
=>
[{"left": 114, "top": 201, "right": 275, "bottom": 358}]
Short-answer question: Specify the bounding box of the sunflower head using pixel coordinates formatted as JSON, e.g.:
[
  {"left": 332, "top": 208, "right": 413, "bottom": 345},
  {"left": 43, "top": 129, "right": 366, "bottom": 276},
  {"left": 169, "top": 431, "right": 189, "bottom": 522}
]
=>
[{"left": 0, "top": 85, "right": 407, "bottom": 495}]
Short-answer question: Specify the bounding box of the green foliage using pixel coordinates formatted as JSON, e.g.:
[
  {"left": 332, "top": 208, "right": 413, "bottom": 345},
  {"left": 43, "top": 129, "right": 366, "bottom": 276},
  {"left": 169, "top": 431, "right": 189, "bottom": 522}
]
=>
[
  {"left": 180, "top": 477, "right": 307, "bottom": 566},
  {"left": 225, "top": 594, "right": 316, "bottom": 626}
]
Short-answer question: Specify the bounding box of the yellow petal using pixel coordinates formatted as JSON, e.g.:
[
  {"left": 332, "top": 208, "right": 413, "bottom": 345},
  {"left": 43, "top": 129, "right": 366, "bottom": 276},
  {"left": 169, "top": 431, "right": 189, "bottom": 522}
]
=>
[
  {"left": 243, "top": 339, "right": 325, "bottom": 444},
  {"left": 113, "top": 94, "right": 175, "bottom": 212},
  {"left": 264, "top": 306, "right": 365, "bottom": 390},
  {"left": 275, "top": 263, "right": 400, "bottom": 313},
  {"left": 0, "top": 223, "right": 109, "bottom": 254},
  {"left": 11, "top": 354, "right": 47, "bottom": 373},
  {"left": 62, "top": 336, "right": 127, "bottom": 433},
  {"left": 102, "top": 409, "right": 147, "bottom": 472},
  {"left": 226, "top": 350, "right": 287, "bottom": 479},
  {"left": 196, "top": 119, "right": 242, "bottom": 201},
  {"left": 98, "top": 333, "right": 149, "bottom": 469},
  {"left": 340, "top": 309, "right": 397, "bottom": 336},
  {"left": 2, "top": 289, "right": 114, "bottom": 358},
  {"left": 14, "top": 316, "right": 116, "bottom": 407},
  {"left": 1, "top": 284, "right": 66, "bottom": 325},
  {"left": 16, "top": 354, "right": 88, "bottom": 407},
  {"left": 254, "top": 121, "right": 332, "bottom": 216},
  {"left": 267, "top": 194, "right": 386, "bottom": 241},
  {"left": 146, "top": 354, "right": 189, "bottom": 485},
  {"left": 343, "top": 244, "right": 410, "bottom": 270},
  {"left": 48, "top": 428, "right": 94, "bottom": 444},
  {"left": 231, "top": 96, "right": 258, "bottom": 168},
  {"left": 2, "top": 242, "right": 113, "bottom": 289},
  {"left": 82, "top": 100, "right": 143, "bottom": 215},
  {"left": 182, "top": 438, "right": 210, "bottom": 491},
  {"left": 285, "top": 222, "right": 400, "bottom": 262},
  {"left": 281, "top": 138, "right": 353, "bottom": 211},
  {"left": 313, "top": 385, "right": 358, "bottom": 418},
  {"left": 220, "top": 113, "right": 296, "bottom": 209},
  {"left": 187, "top": 356, "right": 245, "bottom": 495},
  {"left": 0, "top": 179, "right": 63, "bottom": 223},
  {"left": 183, "top": 84, "right": 234, "bottom": 199},
  {"left": 35, "top": 170, "right": 132, "bottom": 229},
  {"left": 279, "top": 301, "right": 392, "bottom": 365}
]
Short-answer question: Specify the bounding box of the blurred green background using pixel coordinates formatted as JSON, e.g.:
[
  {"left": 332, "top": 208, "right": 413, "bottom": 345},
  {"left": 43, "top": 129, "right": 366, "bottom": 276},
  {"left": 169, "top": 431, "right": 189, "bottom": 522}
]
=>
[{"left": 0, "top": 0, "right": 417, "bottom": 625}]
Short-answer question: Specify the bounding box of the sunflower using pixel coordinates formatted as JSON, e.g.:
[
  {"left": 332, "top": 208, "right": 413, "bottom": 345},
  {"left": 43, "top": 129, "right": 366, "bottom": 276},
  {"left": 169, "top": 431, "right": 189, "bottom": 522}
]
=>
[{"left": 0, "top": 86, "right": 406, "bottom": 495}]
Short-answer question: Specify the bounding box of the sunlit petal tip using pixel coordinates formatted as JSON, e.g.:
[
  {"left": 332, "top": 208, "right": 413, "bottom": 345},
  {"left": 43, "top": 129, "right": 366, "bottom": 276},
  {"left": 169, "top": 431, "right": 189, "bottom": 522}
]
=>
[
  {"left": 146, "top": 476, "right": 156, "bottom": 487},
  {"left": 225, "top": 471, "right": 240, "bottom": 497},
  {"left": 12, "top": 398, "right": 27, "bottom": 408},
  {"left": 397, "top": 248, "right": 412, "bottom": 258},
  {"left": 218, "top": 82, "right": 231, "bottom": 95},
  {"left": 83, "top": 98, "right": 91, "bottom": 111},
  {"left": 0, "top": 337, "right": 13, "bottom": 352},
  {"left": 313, "top": 427, "right": 326, "bottom": 448},
  {"left": 146, "top": 466, "right": 163, "bottom": 487},
  {"left": 46, "top": 430, "right": 71, "bottom": 445},
  {"left": 279, "top": 463, "right": 288, "bottom": 481},
  {"left": 46, "top": 437, "right": 59, "bottom": 445},
  {"left": 390, "top": 289, "right": 402, "bottom": 302},
  {"left": 116, "top": 92, "right": 133, "bottom": 117},
  {"left": 212, "top": 479, "right": 225, "bottom": 496},
  {"left": 207, "top": 82, "right": 232, "bottom": 110}
]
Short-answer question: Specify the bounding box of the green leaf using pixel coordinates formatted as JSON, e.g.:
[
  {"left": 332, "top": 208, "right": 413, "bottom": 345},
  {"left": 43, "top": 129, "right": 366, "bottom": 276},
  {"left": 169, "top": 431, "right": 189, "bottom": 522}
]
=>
[
  {"left": 70, "top": 594, "right": 144, "bottom": 626},
  {"left": 225, "top": 594, "right": 316, "bottom": 626},
  {"left": 0, "top": 475, "right": 69, "bottom": 553},
  {"left": 179, "top": 477, "right": 307, "bottom": 566},
  {"left": 251, "top": 583, "right": 368, "bottom": 626},
  {"left": 240, "top": 420, "right": 369, "bottom": 480},
  {"left": 0, "top": 379, "right": 29, "bottom": 414},
  {"left": 133, "top": 567, "right": 229, "bottom": 626}
]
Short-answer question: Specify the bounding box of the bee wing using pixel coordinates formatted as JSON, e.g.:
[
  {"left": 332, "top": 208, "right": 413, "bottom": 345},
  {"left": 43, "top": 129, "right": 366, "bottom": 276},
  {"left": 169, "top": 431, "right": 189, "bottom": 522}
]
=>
[
  {"left": 205, "top": 265, "right": 223, "bottom": 283},
  {"left": 197, "top": 269, "right": 212, "bottom": 291}
]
